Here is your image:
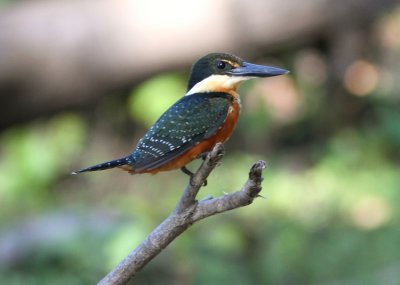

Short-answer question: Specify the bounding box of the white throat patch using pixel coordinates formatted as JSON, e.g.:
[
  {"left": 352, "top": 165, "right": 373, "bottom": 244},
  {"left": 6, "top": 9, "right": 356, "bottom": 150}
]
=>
[{"left": 185, "top": 75, "right": 253, "bottom": 96}]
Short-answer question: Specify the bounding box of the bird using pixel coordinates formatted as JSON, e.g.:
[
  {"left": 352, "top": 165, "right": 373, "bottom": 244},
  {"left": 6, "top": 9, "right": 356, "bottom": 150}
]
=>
[{"left": 72, "top": 52, "right": 288, "bottom": 178}]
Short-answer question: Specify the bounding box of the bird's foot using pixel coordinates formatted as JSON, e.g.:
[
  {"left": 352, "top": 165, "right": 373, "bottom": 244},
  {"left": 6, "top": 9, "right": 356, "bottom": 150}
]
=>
[
  {"left": 181, "top": 166, "right": 207, "bottom": 187},
  {"left": 197, "top": 152, "right": 209, "bottom": 161}
]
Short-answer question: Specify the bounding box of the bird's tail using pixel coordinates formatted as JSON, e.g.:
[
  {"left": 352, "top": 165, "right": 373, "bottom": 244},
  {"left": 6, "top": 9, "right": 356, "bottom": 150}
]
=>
[{"left": 72, "top": 156, "right": 132, "bottom": 174}]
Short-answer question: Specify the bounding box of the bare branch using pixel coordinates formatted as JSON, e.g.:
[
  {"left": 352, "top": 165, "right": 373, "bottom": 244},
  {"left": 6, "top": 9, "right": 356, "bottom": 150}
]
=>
[
  {"left": 175, "top": 143, "right": 225, "bottom": 214},
  {"left": 98, "top": 144, "right": 266, "bottom": 285},
  {"left": 192, "top": 160, "right": 266, "bottom": 221}
]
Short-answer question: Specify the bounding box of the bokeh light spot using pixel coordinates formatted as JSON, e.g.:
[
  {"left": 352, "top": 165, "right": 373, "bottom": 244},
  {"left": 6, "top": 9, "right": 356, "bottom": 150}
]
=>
[
  {"left": 344, "top": 60, "right": 379, "bottom": 96},
  {"left": 294, "top": 49, "right": 327, "bottom": 86},
  {"left": 350, "top": 196, "right": 391, "bottom": 230}
]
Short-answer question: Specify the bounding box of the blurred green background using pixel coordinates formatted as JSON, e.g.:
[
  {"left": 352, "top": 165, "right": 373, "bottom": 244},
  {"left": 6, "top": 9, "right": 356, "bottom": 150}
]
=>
[{"left": 0, "top": 1, "right": 400, "bottom": 284}]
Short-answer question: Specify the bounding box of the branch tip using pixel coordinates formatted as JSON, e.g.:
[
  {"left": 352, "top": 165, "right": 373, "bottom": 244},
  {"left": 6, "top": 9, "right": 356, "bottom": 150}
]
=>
[
  {"left": 206, "top": 143, "right": 225, "bottom": 166},
  {"left": 254, "top": 160, "right": 267, "bottom": 170},
  {"left": 249, "top": 160, "right": 266, "bottom": 180}
]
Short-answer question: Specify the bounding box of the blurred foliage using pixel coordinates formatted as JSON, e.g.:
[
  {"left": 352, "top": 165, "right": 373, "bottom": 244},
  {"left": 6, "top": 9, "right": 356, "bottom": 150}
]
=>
[
  {"left": 0, "top": 114, "right": 86, "bottom": 222},
  {"left": 1, "top": 5, "right": 400, "bottom": 285},
  {"left": 128, "top": 73, "right": 186, "bottom": 127}
]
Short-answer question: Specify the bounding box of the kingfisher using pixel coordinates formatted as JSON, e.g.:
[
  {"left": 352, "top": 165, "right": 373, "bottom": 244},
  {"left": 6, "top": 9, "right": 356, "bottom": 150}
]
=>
[{"left": 73, "top": 53, "right": 288, "bottom": 177}]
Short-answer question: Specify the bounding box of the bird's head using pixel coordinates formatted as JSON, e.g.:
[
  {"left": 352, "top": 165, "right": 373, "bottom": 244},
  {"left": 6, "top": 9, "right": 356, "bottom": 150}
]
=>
[{"left": 186, "top": 52, "right": 289, "bottom": 94}]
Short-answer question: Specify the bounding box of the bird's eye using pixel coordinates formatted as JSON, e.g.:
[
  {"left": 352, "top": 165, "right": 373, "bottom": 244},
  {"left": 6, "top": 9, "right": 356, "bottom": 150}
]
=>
[{"left": 216, "top": 60, "right": 226, "bottom": 70}]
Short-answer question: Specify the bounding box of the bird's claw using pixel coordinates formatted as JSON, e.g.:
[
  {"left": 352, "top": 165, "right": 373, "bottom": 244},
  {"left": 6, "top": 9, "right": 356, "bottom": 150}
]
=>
[{"left": 181, "top": 166, "right": 207, "bottom": 187}]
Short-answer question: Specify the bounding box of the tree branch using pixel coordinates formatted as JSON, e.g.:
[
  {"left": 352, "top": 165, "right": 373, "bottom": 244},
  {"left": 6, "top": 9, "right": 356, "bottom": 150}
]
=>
[
  {"left": 98, "top": 143, "right": 267, "bottom": 285},
  {"left": 175, "top": 144, "right": 225, "bottom": 214}
]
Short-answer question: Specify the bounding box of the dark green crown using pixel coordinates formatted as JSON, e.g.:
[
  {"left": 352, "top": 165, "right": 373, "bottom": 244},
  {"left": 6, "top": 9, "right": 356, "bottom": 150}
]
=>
[{"left": 187, "top": 53, "right": 244, "bottom": 91}]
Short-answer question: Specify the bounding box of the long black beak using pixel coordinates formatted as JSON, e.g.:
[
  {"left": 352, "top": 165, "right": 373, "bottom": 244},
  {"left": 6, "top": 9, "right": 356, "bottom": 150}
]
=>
[{"left": 227, "top": 61, "right": 289, "bottom": 77}]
